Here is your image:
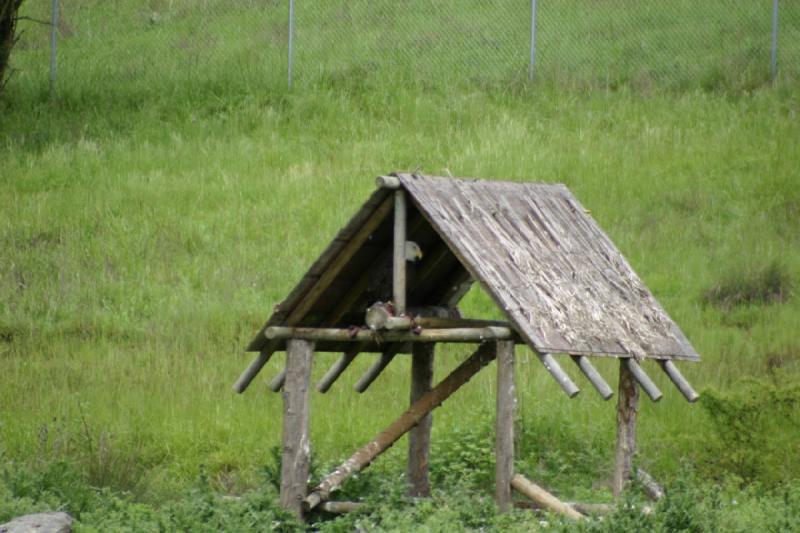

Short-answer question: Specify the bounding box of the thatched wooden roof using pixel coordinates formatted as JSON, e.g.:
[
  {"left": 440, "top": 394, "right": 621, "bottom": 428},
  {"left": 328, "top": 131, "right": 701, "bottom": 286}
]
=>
[{"left": 248, "top": 174, "right": 698, "bottom": 362}]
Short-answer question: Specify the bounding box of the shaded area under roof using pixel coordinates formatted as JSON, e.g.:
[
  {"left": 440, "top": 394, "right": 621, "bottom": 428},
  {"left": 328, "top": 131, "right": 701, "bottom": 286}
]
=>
[{"left": 248, "top": 174, "right": 698, "bottom": 362}]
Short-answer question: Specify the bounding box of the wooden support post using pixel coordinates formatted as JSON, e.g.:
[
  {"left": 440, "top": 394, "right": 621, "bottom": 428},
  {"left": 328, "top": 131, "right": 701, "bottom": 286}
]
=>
[
  {"left": 511, "top": 474, "right": 584, "bottom": 520},
  {"left": 407, "top": 343, "right": 434, "bottom": 497},
  {"left": 624, "top": 358, "right": 663, "bottom": 402},
  {"left": 280, "top": 339, "right": 313, "bottom": 518},
  {"left": 393, "top": 189, "right": 407, "bottom": 314},
  {"left": 658, "top": 360, "right": 699, "bottom": 403},
  {"left": 495, "top": 340, "right": 515, "bottom": 512},
  {"left": 613, "top": 358, "right": 639, "bottom": 499},
  {"left": 570, "top": 354, "right": 614, "bottom": 400},
  {"left": 304, "top": 342, "right": 496, "bottom": 511}
]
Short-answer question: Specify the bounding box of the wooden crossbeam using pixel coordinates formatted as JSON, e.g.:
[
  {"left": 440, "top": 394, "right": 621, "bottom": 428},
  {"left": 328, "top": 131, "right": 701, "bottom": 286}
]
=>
[
  {"left": 263, "top": 326, "right": 519, "bottom": 343},
  {"left": 316, "top": 345, "right": 362, "bottom": 393},
  {"left": 304, "top": 342, "right": 496, "bottom": 511}
]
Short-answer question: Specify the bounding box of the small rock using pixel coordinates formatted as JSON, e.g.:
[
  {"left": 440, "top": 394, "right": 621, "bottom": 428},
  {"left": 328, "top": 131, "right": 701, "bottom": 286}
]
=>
[{"left": 0, "top": 512, "right": 72, "bottom": 533}]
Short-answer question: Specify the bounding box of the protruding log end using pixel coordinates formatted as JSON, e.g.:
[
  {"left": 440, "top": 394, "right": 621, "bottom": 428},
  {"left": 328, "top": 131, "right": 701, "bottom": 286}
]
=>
[
  {"left": 233, "top": 349, "right": 274, "bottom": 394},
  {"left": 570, "top": 354, "right": 614, "bottom": 400},
  {"left": 303, "top": 491, "right": 323, "bottom": 512},
  {"left": 658, "top": 359, "right": 700, "bottom": 403},
  {"left": 624, "top": 359, "right": 663, "bottom": 402},
  {"left": 269, "top": 368, "right": 287, "bottom": 392},
  {"left": 540, "top": 353, "right": 580, "bottom": 398},
  {"left": 376, "top": 175, "right": 401, "bottom": 189}
]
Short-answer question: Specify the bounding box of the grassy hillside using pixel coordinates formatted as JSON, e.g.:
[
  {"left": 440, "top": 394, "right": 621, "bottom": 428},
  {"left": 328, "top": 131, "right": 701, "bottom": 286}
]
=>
[{"left": 2, "top": 2, "right": 800, "bottom": 531}]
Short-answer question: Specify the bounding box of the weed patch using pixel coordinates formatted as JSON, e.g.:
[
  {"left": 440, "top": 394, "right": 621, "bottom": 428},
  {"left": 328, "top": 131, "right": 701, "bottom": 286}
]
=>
[{"left": 704, "top": 260, "right": 792, "bottom": 309}]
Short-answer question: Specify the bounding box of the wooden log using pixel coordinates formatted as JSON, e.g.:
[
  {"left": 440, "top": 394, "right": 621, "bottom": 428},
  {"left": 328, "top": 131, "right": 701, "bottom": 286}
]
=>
[
  {"left": 613, "top": 359, "right": 639, "bottom": 499},
  {"left": 320, "top": 501, "right": 364, "bottom": 514},
  {"left": 376, "top": 175, "right": 401, "bottom": 189},
  {"left": 232, "top": 347, "right": 274, "bottom": 394},
  {"left": 234, "top": 195, "right": 394, "bottom": 394},
  {"left": 624, "top": 359, "right": 663, "bottom": 402},
  {"left": 539, "top": 353, "right": 581, "bottom": 398},
  {"left": 570, "top": 355, "right": 614, "bottom": 400},
  {"left": 658, "top": 360, "right": 699, "bottom": 403},
  {"left": 636, "top": 468, "right": 665, "bottom": 501},
  {"left": 316, "top": 346, "right": 361, "bottom": 393},
  {"left": 393, "top": 190, "right": 407, "bottom": 314},
  {"left": 269, "top": 367, "right": 287, "bottom": 393},
  {"left": 495, "top": 340, "right": 515, "bottom": 512},
  {"left": 263, "top": 326, "right": 519, "bottom": 343},
  {"left": 511, "top": 474, "right": 584, "bottom": 520},
  {"left": 353, "top": 345, "right": 402, "bottom": 393},
  {"left": 304, "top": 342, "right": 497, "bottom": 511},
  {"left": 407, "top": 343, "right": 434, "bottom": 497},
  {"left": 280, "top": 339, "right": 314, "bottom": 518}
]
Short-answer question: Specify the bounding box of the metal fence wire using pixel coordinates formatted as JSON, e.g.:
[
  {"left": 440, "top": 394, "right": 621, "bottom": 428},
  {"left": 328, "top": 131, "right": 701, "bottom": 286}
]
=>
[{"left": 10, "top": 0, "right": 800, "bottom": 97}]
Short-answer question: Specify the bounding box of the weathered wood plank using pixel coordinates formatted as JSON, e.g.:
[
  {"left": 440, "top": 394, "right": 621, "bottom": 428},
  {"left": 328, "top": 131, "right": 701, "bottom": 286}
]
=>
[
  {"left": 407, "top": 343, "right": 434, "bottom": 497},
  {"left": 280, "top": 339, "right": 313, "bottom": 518},
  {"left": 613, "top": 359, "right": 639, "bottom": 499},
  {"left": 304, "top": 342, "right": 497, "bottom": 511},
  {"left": 495, "top": 340, "right": 515, "bottom": 512},
  {"left": 396, "top": 174, "right": 700, "bottom": 361}
]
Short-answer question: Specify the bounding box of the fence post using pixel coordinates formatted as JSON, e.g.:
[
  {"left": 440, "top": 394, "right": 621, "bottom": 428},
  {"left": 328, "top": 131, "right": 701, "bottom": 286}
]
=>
[
  {"left": 288, "top": 0, "right": 295, "bottom": 89},
  {"left": 771, "top": 0, "right": 779, "bottom": 82},
  {"left": 529, "top": 0, "right": 538, "bottom": 80},
  {"left": 49, "top": 0, "right": 58, "bottom": 98}
]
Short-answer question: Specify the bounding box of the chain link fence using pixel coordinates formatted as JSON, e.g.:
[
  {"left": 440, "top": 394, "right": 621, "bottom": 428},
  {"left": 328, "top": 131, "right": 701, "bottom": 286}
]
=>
[{"left": 8, "top": 0, "right": 800, "bottom": 98}]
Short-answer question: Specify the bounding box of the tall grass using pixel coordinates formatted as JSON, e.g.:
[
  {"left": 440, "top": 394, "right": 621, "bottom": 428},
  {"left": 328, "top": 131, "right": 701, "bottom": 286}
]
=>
[{"left": 2, "top": 80, "right": 799, "bottom": 504}]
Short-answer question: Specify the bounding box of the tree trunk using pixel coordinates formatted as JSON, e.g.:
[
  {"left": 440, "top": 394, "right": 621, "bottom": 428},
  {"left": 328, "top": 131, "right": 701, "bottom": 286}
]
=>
[{"left": 0, "top": 1, "right": 24, "bottom": 94}]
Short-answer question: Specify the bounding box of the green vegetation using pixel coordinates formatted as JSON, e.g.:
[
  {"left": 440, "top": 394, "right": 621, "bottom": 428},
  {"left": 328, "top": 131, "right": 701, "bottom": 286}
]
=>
[{"left": 2, "top": 1, "right": 800, "bottom": 530}]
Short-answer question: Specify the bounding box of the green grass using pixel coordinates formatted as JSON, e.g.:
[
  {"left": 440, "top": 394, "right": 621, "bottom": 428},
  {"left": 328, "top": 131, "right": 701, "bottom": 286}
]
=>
[{"left": 2, "top": 2, "right": 800, "bottom": 530}]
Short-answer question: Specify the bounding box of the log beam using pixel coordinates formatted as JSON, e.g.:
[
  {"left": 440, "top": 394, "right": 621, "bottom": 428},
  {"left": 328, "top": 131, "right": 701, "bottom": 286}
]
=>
[
  {"left": 613, "top": 359, "right": 639, "bottom": 499},
  {"left": 263, "top": 326, "right": 519, "bottom": 343},
  {"left": 407, "top": 343, "right": 434, "bottom": 497},
  {"left": 624, "top": 359, "right": 663, "bottom": 402},
  {"left": 570, "top": 354, "right": 613, "bottom": 400},
  {"left": 279, "top": 339, "right": 313, "bottom": 518},
  {"left": 393, "top": 190, "right": 407, "bottom": 314},
  {"left": 511, "top": 474, "right": 584, "bottom": 520},
  {"left": 304, "top": 342, "right": 497, "bottom": 511},
  {"left": 353, "top": 345, "right": 403, "bottom": 393},
  {"left": 316, "top": 345, "right": 361, "bottom": 393},
  {"left": 658, "top": 360, "right": 699, "bottom": 403},
  {"left": 376, "top": 175, "right": 401, "bottom": 189},
  {"left": 495, "top": 340, "right": 515, "bottom": 512}
]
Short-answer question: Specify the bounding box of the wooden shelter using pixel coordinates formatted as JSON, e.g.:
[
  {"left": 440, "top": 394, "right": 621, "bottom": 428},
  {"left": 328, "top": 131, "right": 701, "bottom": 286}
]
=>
[{"left": 234, "top": 173, "right": 700, "bottom": 519}]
